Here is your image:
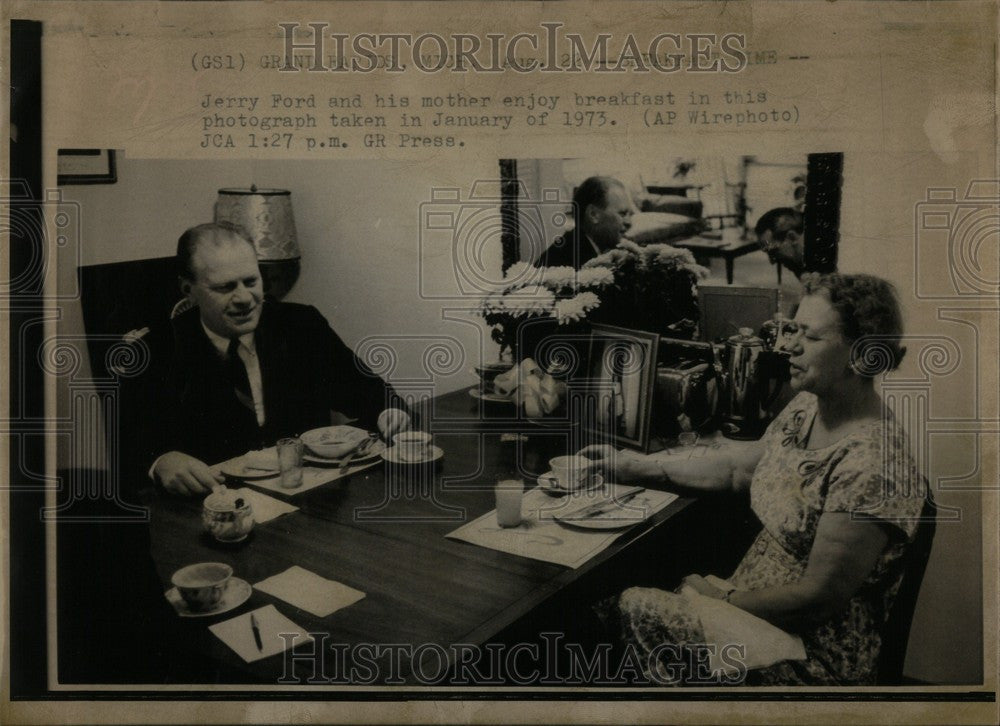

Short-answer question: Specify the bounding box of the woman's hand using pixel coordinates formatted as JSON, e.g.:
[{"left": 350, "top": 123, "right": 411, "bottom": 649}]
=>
[
  {"left": 680, "top": 574, "right": 729, "bottom": 600},
  {"left": 577, "top": 445, "right": 657, "bottom": 483}
]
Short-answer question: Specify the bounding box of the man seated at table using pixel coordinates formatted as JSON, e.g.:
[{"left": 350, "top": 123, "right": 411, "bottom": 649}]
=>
[
  {"left": 755, "top": 207, "right": 805, "bottom": 279},
  {"left": 125, "top": 222, "right": 411, "bottom": 496},
  {"left": 535, "top": 175, "right": 635, "bottom": 269}
]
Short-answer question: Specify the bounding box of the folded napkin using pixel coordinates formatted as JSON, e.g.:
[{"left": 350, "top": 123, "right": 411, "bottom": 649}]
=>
[
  {"left": 680, "top": 577, "right": 807, "bottom": 674},
  {"left": 493, "top": 357, "right": 566, "bottom": 417},
  {"left": 208, "top": 604, "right": 313, "bottom": 663},
  {"left": 254, "top": 566, "right": 365, "bottom": 617},
  {"left": 239, "top": 488, "right": 298, "bottom": 524}
]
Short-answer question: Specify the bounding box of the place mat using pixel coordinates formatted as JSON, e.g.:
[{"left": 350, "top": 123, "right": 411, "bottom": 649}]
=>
[
  {"left": 214, "top": 447, "right": 380, "bottom": 496},
  {"left": 208, "top": 604, "right": 313, "bottom": 663},
  {"left": 254, "top": 566, "right": 366, "bottom": 617},
  {"left": 446, "top": 486, "right": 678, "bottom": 569},
  {"left": 239, "top": 488, "right": 299, "bottom": 523}
]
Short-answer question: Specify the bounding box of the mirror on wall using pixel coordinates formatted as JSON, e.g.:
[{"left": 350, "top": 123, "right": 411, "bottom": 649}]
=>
[{"left": 499, "top": 152, "right": 843, "bottom": 319}]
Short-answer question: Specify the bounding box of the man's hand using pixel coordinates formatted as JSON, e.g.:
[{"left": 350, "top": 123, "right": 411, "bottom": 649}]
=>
[
  {"left": 153, "top": 451, "right": 224, "bottom": 496},
  {"left": 377, "top": 408, "right": 411, "bottom": 441}
]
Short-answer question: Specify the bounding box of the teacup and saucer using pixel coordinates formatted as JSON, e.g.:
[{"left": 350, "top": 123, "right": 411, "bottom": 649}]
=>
[
  {"left": 537, "top": 455, "right": 603, "bottom": 496},
  {"left": 381, "top": 431, "right": 443, "bottom": 464}
]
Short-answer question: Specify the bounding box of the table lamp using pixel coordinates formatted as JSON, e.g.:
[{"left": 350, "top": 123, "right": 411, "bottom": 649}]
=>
[{"left": 215, "top": 186, "right": 301, "bottom": 300}]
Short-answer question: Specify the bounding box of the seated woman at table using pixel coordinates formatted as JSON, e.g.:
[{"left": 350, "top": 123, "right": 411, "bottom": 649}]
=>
[{"left": 580, "top": 273, "right": 926, "bottom": 686}]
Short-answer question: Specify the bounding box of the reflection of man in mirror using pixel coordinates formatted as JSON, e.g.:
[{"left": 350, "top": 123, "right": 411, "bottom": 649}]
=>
[
  {"left": 535, "top": 176, "right": 635, "bottom": 269},
  {"left": 755, "top": 207, "right": 805, "bottom": 279}
]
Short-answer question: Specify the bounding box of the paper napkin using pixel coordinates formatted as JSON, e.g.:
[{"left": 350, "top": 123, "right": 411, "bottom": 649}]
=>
[
  {"left": 208, "top": 604, "right": 313, "bottom": 663},
  {"left": 240, "top": 488, "right": 298, "bottom": 523},
  {"left": 254, "top": 566, "right": 366, "bottom": 617}
]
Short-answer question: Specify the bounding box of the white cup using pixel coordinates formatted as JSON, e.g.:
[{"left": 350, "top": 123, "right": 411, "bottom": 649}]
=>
[
  {"left": 495, "top": 477, "right": 524, "bottom": 528},
  {"left": 394, "top": 430, "right": 432, "bottom": 462},
  {"left": 549, "top": 455, "right": 588, "bottom": 491}
]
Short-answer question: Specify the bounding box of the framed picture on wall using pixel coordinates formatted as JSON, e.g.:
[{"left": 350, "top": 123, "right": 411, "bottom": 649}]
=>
[
  {"left": 582, "top": 324, "right": 660, "bottom": 452},
  {"left": 57, "top": 148, "right": 117, "bottom": 185}
]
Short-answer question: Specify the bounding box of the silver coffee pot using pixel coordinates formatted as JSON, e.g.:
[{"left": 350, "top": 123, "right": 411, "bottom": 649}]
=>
[{"left": 718, "top": 328, "right": 785, "bottom": 440}]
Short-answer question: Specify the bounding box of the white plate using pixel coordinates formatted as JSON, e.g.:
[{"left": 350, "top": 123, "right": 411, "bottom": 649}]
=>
[
  {"left": 164, "top": 577, "right": 252, "bottom": 618},
  {"left": 554, "top": 493, "right": 652, "bottom": 530},
  {"left": 468, "top": 387, "right": 516, "bottom": 404},
  {"left": 220, "top": 462, "right": 279, "bottom": 480},
  {"left": 536, "top": 471, "right": 604, "bottom": 496},
  {"left": 303, "top": 439, "right": 386, "bottom": 467},
  {"left": 380, "top": 444, "right": 444, "bottom": 465}
]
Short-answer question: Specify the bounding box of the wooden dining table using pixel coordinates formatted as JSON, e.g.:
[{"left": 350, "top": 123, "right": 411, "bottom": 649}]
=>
[{"left": 145, "top": 388, "right": 753, "bottom": 686}]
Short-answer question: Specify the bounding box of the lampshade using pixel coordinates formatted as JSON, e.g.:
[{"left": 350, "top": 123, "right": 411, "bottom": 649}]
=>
[{"left": 214, "top": 186, "right": 300, "bottom": 261}]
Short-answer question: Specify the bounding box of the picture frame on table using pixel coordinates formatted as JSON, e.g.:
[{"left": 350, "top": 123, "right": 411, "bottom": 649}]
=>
[
  {"left": 582, "top": 324, "right": 660, "bottom": 452},
  {"left": 56, "top": 148, "right": 117, "bottom": 185}
]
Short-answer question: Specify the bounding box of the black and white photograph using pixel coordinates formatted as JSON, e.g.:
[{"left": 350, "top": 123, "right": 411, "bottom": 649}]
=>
[{"left": 3, "top": 1, "right": 997, "bottom": 724}]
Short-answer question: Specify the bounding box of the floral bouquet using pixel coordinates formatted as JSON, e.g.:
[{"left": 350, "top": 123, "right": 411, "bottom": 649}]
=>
[
  {"left": 479, "top": 241, "right": 707, "bottom": 362},
  {"left": 478, "top": 262, "right": 615, "bottom": 360},
  {"left": 583, "top": 240, "right": 707, "bottom": 339}
]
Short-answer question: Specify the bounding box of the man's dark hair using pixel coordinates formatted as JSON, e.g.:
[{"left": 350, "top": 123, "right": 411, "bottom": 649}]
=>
[
  {"left": 176, "top": 222, "right": 255, "bottom": 280},
  {"left": 754, "top": 207, "right": 803, "bottom": 238},
  {"left": 572, "top": 176, "right": 626, "bottom": 229}
]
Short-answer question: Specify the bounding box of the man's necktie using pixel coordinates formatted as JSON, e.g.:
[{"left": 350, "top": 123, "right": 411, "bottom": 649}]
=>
[{"left": 227, "top": 338, "right": 255, "bottom": 414}]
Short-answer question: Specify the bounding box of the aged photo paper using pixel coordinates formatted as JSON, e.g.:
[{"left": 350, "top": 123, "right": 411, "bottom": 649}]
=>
[{"left": 2, "top": 1, "right": 998, "bottom": 724}]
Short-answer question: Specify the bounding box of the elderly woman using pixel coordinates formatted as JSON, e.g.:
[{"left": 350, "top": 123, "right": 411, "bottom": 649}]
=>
[{"left": 581, "top": 273, "right": 926, "bottom": 685}]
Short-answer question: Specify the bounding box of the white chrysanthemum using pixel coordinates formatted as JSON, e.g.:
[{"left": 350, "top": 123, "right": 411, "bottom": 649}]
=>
[
  {"left": 576, "top": 267, "right": 615, "bottom": 288},
  {"left": 503, "top": 261, "right": 534, "bottom": 281},
  {"left": 553, "top": 292, "right": 601, "bottom": 324},
  {"left": 617, "top": 239, "right": 644, "bottom": 256},
  {"left": 540, "top": 266, "right": 577, "bottom": 288},
  {"left": 500, "top": 286, "right": 555, "bottom": 316},
  {"left": 479, "top": 291, "right": 506, "bottom": 315}
]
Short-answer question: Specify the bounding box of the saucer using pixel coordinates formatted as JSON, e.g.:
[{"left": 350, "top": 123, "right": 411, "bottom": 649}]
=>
[
  {"left": 380, "top": 445, "right": 444, "bottom": 465},
  {"left": 303, "top": 439, "right": 386, "bottom": 467},
  {"left": 164, "top": 577, "right": 252, "bottom": 618},
  {"left": 537, "top": 471, "right": 604, "bottom": 496},
  {"left": 468, "top": 387, "right": 515, "bottom": 404}
]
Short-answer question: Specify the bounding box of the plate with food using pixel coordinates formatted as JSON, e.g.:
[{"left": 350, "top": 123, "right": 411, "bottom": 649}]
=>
[
  {"left": 303, "top": 437, "right": 386, "bottom": 466},
  {"left": 300, "top": 425, "right": 371, "bottom": 459}
]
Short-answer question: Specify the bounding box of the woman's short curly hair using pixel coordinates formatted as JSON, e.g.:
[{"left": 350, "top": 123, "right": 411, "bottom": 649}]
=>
[{"left": 800, "top": 272, "right": 906, "bottom": 376}]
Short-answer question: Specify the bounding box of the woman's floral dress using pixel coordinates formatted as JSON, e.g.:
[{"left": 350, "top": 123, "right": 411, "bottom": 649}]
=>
[{"left": 617, "top": 392, "right": 927, "bottom": 685}]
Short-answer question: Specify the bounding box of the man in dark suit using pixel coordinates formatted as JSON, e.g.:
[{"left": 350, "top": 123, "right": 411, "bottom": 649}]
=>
[
  {"left": 755, "top": 207, "right": 805, "bottom": 279},
  {"left": 534, "top": 176, "right": 635, "bottom": 269},
  {"left": 126, "top": 222, "right": 410, "bottom": 496}
]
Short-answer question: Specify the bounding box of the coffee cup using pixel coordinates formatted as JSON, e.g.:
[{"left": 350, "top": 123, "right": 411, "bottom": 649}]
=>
[
  {"left": 549, "top": 455, "right": 589, "bottom": 491},
  {"left": 171, "top": 562, "right": 233, "bottom": 612},
  {"left": 394, "top": 430, "right": 433, "bottom": 462}
]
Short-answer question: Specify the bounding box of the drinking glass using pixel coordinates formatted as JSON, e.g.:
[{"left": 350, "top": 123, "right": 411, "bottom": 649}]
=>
[
  {"left": 495, "top": 474, "right": 524, "bottom": 528},
  {"left": 277, "top": 437, "right": 304, "bottom": 489}
]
